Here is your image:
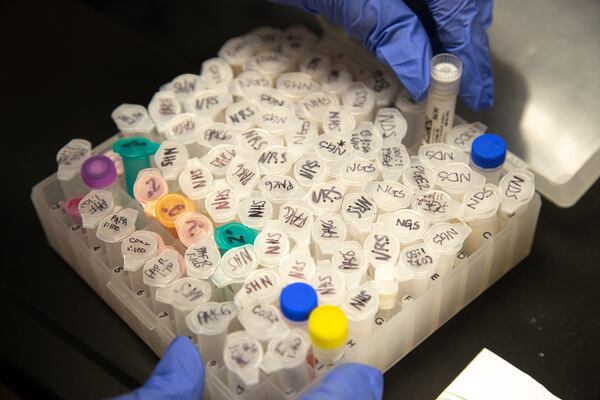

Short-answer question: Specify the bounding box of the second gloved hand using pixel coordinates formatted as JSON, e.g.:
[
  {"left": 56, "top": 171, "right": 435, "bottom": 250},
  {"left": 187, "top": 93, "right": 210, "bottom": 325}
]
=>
[{"left": 274, "top": 0, "right": 494, "bottom": 111}]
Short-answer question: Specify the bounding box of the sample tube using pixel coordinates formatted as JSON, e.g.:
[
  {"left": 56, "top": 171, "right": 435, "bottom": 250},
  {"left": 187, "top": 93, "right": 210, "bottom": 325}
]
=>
[
  {"left": 256, "top": 145, "right": 296, "bottom": 176},
  {"left": 330, "top": 241, "right": 368, "bottom": 288},
  {"left": 155, "top": 277, "right": 212, "bottom": 335},
  {"left": 113, "top": 137, "right": 160, "bottom": 197},
  {"left": 339, "top": 283, "right": 380, "bottom": 342},
  {"left": 218, "top": 34, "right": 260, "bottom": 74},
  {"left": 412, "top": 190, "right": 458, "bottom": 224},
  {"left": 310, "top": 213, "right": 348, "bottom": 260},
  {"left": 418, "top": 143, "right": 469, "bottom": 171},
  {"left": 80, "top": 155, "right": 122, "bottom": 205},
  {"left": 374, "top": 107, "right": 407, "bottom": 148},
  {"left": 341, "top": 82, "right": 376, "bottom": 124},
  {"left": 122, "top": 230, "right": 164, "bottom": 292},
  {"left": 154, "top": 141, "right": 189, "bottom": 192},
  {"left": 178, "top": 158, "right": 215, "bottom": 211},
  {"left": 96, "top": 208, "right": 139, "bottom": 270},
  {"left": 363, "top": 226, "right": 401, "bottom": 271},
  {"left": 320, "top": 65, "right": 353, "bottom": 97},
  {"left": 133, "top": 168, "right": 169, "bottom": 218},
  {"left": 279, "top": 282, "right": 318, "bottom": 328},
  {"left": 368, "top": 69, "right": 400, "bottom": 108},
  {"left": 238, "top": 303, "right": 290, "bottom": 348},
  {"left": 142, "top": 247, "right": 185, "bottom": 317},
  {"left": 278, "top": 201, "right": 314, "bottom": 245},
  {"left": 223, "top": 331, "right": 264, "bottom": 398},
  {"left": 308, "top": 305, "right": 348, "bottom": 366},
  {"left": 225, "top": 158, "right": 261, "bottom": 198},
  {"left": 238, "top": 192, "right": 273, "bottom": 229},
  {"left": 338, "top": 157, "right": 380, "bottom": 194},
  {"left": 395, "top": 243, "right": 439, "bottom": 297},
  {"left": 373, "top": 266, "right": 399, "bottom": 321},
  {"left": 376, "top": 144, "right": 411, "bottom": 182},
  {"left": 111, "top": 104, "right": 156, "bottom": 138},
  {"left": 174, "top": 211, "right": 214, "bottom": 248},
  {"left": 293, "top": 154, "right": 329, "bottom": 190},
  {"left": 349, "top": 121, "right": 383, "bottom": 160},
  {"left": 56, "top": 139, "right": 92, "bottom": 200},
  {"left": 185, "top": 89, "right": 232, "bottom": 123},
  {"left": 184, "top": 237, "right": 221, "bottom": 281},
  {"left": 204, "top": 180, "right": 240, "bottom": 226},
  {"left": 470, "top": 133, "right": 507, "bottom": 185},
  {"left": 311, "top": 267, "right": 346, "bottom": 306},
  {"left": 422, "top": 222, "right": 472, "bottom": 276},
  {"left": 363, "top": 180, "right": 414, "bottom": 213},
  {"left": 186, "top": 301, "right": 239, "bottom": 366},
  {"left": 445, "top": 122, "right": 487, "bottom": 153},
  {"left": 341, "top": 192, "right": 378, "bottom": 241},
  {"left": 79, "top": 190, "right": 114, "bottom": 250},
  {"left": 378, "top": 208, "right": 430, "bottom": 249},
  {"left": 402, "top": 156, "right": 436, "bottom": 194},
  {"left": 498, "top": 169, "right": 536, "bottom": 220},
  {"left": 253, "top": 222, "right": 290, "bottom": 268},
  {"left": 433, "top": 162, "right": 486, "bottom": 201},
  {"left": 245, "top": 51, "right": 292, "bottom": 81},
  {"left": 394, "top": 89, "right": 426, "bottom": 151},
  {"left": 234, "top": 268, "right": 282, "bottom": 307},
  {"left": 256, "top": 107, "right": 301, "bottom": 137},
  {"left": 258, "top": 175, "right": 305, "bottom": 217},
  {"left": 322, "top": 106, "right": 356, "bottom": 138},
  {"left": 278, "top": 252, "right": 317, "bottom": 285},
  {"left": 200, "top": 57, "right": 234, "bottom": 93},
  {"left": 305, "top": 181, "right": 346, "bottom": 217},
  {"left": 214, "top": 222, "right": 259, "bottom": 254},
  {"left": 424, "top": 53, "right": 463, "bottom": 144},
  {"left": 261, "top": 329, "right": 312, "bottom": 396},
  {"left": 211, "top": 245, "right": 259, "bottom": 293},
  {"left": 461, "top": 184, "right": 502, "bottom": 255},
  {"left": 148, "top": 90, "right": 181, "bottom": 136},
  {"left": 276, "top": 72, "right": 321, "bottom": 102},
  {"left": 154, "top": 193, "right": 196, "bottom": 237}
]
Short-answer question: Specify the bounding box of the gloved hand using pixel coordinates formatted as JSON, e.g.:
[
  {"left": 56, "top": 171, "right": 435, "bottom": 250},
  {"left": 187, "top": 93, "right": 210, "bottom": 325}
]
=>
[
  {"left": 113, "top": 336, "right": 205, "bottom": 400},
  {"left": 114, "top": 338, "right": 382, "bottom": 400},
  {"left": 274, "top": 0, "right": 494, "bottom": 111},
  {"left": 301, "top": 363, "right": 384, "bottom": 400}
]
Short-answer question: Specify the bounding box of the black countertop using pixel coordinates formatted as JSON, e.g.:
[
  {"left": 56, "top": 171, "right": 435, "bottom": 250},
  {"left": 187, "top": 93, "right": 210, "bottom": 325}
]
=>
[{"left": 2, "top": 0, "right": 599, "bottom": 399}]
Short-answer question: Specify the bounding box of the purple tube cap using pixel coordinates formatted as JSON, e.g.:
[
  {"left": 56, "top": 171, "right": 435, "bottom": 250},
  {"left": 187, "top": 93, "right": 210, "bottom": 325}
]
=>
[{"left": 81, "top": 155, "right": 117, "bottom": 189}]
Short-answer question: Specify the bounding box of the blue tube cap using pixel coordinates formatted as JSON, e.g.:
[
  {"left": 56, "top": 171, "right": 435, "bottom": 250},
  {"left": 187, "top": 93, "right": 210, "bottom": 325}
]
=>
[
  {"left": 471, "top": 133, "right": 507, "bottom": 169},
  {"left": 280, "top": 283, "right": 318, "bottom": 322}
]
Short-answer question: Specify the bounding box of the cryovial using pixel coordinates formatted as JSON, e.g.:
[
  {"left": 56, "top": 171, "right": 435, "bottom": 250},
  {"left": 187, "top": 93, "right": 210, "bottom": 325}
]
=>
[
  {"left": 186, "top": 301, "right": 238, "bottom": 366},
  {"left": 424, "top": 53, "right": 463, "bottom": 143},
  {"left": 56, "top": 138, "right": 91, "bottom": 200},
  {"left": 394, "top": 89, "right": 426, "bottom": 151},
  {"left": 340, "top": 283, "right": 380, "bottom": 342},
  {"left": 111, "top": 104, "right": 155, "bottom": 137},
  {"left": 470, "top": 133, "right": 507, "bottom": 185},
  {"left": 156, "top": 277, "right": 211, "bottom": 335},
  {"left": 261, "top": 329, "right": 312, "bottom": 396},
  {"left": 308, "top": 305, "right": 348, "bottom": 366}
]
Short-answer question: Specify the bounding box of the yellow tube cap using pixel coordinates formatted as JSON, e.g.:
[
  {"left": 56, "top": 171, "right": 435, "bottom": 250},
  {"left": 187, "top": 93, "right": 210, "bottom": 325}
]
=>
[
  {"left": 308, "top": 305, "right": 348, "bottom": 350},
  {"left": 155, "top": 193, "right": 195, "bottom": 228}
]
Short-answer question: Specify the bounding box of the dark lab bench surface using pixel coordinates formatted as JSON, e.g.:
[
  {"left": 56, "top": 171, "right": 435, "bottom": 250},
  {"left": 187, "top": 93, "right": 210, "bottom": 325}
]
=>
[{"left": 2, "top": 0, "right": 599, "bottom": 399}]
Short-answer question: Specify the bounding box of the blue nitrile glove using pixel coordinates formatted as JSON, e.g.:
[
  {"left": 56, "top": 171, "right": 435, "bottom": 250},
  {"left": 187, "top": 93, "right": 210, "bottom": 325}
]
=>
[
  {"left": 114, "top": 336, "right": 205, "bottom": 400},
  {"left": 301, "top": 363, "right": 384, "bottom": 400},
  {"left": 274, "top": 0, "right": 494, "bottom": 111}
]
